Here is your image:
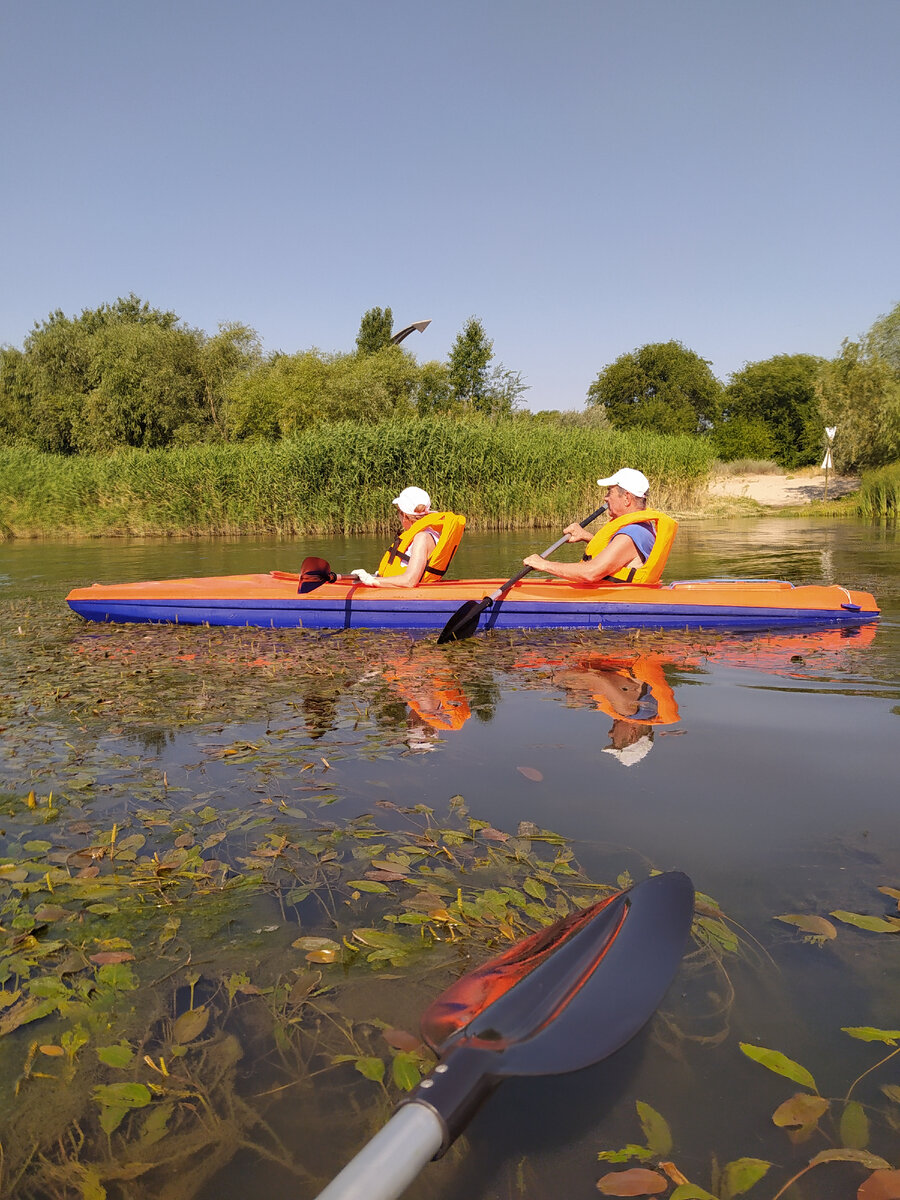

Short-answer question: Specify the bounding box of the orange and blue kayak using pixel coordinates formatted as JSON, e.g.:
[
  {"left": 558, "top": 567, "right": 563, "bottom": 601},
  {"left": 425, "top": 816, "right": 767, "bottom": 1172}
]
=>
[{"left": 66, "top": 571, "right": 880, "bottom": 632}]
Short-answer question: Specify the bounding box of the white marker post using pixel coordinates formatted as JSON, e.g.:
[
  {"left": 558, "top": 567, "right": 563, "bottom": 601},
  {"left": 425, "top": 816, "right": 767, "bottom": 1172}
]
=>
[{"left": 822, "top": 426, "right": 837, "bottom": 500}]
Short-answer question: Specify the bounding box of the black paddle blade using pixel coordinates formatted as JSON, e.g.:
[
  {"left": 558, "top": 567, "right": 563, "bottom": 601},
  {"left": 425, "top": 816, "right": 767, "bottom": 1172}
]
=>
[
  {"left": 298, "top": 556, "right": 337, "bottom": 594},
  {"left": 421, "top": 871, "right": 694, "bottom": 1077},
  {"left": 437, "top": 598, "right": 490, "bottom": 644}
]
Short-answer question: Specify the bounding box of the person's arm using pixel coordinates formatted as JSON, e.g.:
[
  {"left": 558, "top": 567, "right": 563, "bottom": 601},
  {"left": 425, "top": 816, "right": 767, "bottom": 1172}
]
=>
[
  {"left": 370, "top": 531, "right": 432, "bottom": 589},
  {"left": 523, "top": 533, "right": 638, "bottom": 585}
]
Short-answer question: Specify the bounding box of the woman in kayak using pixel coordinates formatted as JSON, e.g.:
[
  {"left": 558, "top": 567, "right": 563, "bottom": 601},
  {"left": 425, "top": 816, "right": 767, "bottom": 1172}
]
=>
[
  {"left": 523, "top": 468, "right": 675, "bottom": 586},
  {"left": 350, "top": 487, "right": 466, "bottom": 589}
]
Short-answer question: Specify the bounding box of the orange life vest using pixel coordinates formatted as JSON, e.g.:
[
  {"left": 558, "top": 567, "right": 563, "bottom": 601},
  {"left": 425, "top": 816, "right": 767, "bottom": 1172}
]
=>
[
  {"left": 581, "top": 655, "right": 680, "bottom": 726},
  {"left": 377, "top": 511, "right": 466, "bottom": 581},
  {"left": 582, "top": 509, "right": 678, "bottom": 584}
]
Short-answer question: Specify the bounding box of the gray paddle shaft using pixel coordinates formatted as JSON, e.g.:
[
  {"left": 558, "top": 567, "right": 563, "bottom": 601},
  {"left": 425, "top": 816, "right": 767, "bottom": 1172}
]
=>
[
  {"left": 485, "top": 502, "right": 608, "bottom": 602},
  {"left": 314, "top": 1102, "right": 444, "bottom": 1200}
]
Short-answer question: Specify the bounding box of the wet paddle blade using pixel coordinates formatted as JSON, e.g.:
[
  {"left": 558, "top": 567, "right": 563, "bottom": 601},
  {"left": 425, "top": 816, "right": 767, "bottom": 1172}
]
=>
[
  {"left": 298, "top": 556, "right": 337, "bottom": 594},
  {"left": 436, "top": 598, "right": 489, "bottom": 644}
]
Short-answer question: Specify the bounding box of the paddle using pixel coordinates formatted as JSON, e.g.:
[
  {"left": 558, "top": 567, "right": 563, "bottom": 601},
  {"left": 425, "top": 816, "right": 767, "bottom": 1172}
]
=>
[
  {"left": 315, "top": 870, "right": 694, "bottom": 1200},
  {"left": 436, "top": 503, "right": 608, "bottom": 644}
]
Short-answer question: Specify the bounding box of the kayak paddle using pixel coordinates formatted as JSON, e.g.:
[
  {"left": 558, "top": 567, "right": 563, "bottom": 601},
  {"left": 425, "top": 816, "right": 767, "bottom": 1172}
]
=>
[
  {"left": 315, "top": 869, "right": 694, "bottom": 1200},
  {"left": 436, "top": 504, "right": 608, "bottom": 644}
]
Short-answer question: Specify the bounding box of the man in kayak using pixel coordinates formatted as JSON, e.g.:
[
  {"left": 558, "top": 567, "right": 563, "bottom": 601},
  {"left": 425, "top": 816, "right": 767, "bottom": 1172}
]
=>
[
  {"left": 523, "top": 468, "right": 658, "bottom": 584},
  {"left": 350, "top": 487, "right": 463, "bottom": 589}
]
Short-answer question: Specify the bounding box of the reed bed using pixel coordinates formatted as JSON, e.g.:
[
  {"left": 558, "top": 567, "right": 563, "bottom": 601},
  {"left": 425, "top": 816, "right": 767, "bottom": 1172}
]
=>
[
  {"left": 0, "top": 419, "right": 713, "bottom": 537},
  {"left": 856, "top": 463, "right": 900, "bottom": 518}
]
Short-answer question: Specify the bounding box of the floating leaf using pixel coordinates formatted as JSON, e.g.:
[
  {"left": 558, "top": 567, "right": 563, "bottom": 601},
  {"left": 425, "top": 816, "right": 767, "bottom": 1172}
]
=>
[
  {"left": 90, "top": 951, "right": 135, "bottom": 966},
  {"left": 775, "top": 914, "right": 837, "bottom": 942},
  {"left": 523, "top": 878, "right": 548, "bottom": 901},
  {"left": 831, "top": 911, "right": 900, "bottom": 934},
  {"left": 97, "top": 1042, "right": 134, "bottom": 1069},
  {"left": 809, "top": 1149, "right": 891, "bottom": 1169},
  {"left": 172, "top": 1006, "right": 209, "bottom": 1044},
  {"left": 347, "top": 880, "right": 391, "bottom": 894},
  {"left": 659, "top": 1163, "right": 690, "bottom": 1186},
  {"left": 858, "top": 1169, "right": 900, "bottom": 1200},
  {"left": 597, "top": 1168, "right": 667, "bottom": 1195},
  {"left": 877, "top": 886, "right": 900, "bottom": 905},
  {"left": 517, "top": 766, "right": 543, "bottom": 782},
  {"left": 94, "top": 1081, "right": 152, "bottom": 1132},
  {"left": 881, "top": 1085, "right": 900, "bottom": 1104},
  {"left": 306, "top": 947, "right": 339, "bottom": 964},
  {"left": 636, "top": 1102, "right": 672, "bottom": 1156},
  {"left": 841, "top": 1101, "right": 870, "bottom": 1150},
  {"left": 392, "top": 1050, "right": 421, "bottom": 1091},
  {"left": 772, "top": 1092, "right": 829, "bottom": 1141},
  {"left": 722, "top": 1158, "right": 771, "bottom": 1197},
  {"left": 670, "top": 1187, "right": 718, "bottom": 1200},
  {"left": 139, "top": 1102, "right": 174, "bottom": 1148},
  {"left": 292, "top": 936, "right": 339, "bottom": 952},
  {"left": 353, "top": 1056, "right": 385, "bottom": 1082},
  {"left": 382, "top": 1028, "right": 422, "bottom": 1052},
  {"left": 288, "top": 971, "right": 321, "bottom": 1005},
  {"left": 739, "top": 1043, "right": 817, "bottom": 1091},
  {"left": 843, "top": 1027, "right": 900, "bottom": 1045},
  {"left": 39, "top": 1044, "right": 65, "bottom": 1057},
  {"left": 597, "top": 1146, "right": 654, "bottom": 1165}
]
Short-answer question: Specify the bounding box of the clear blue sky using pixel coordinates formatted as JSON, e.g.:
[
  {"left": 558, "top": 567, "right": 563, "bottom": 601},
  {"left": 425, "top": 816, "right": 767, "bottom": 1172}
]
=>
[{"left": 2, "top": 0, "right": 898, "bottom": 409}]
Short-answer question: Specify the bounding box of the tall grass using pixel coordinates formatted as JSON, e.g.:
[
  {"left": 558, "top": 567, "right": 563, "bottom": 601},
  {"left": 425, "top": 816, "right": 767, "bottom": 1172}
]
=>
[
  {"left": 0, "top": 419, "right": 713, "bottom": 537},
  {"left": 857, "top": 463, "right": 900, "bottom": 518}
]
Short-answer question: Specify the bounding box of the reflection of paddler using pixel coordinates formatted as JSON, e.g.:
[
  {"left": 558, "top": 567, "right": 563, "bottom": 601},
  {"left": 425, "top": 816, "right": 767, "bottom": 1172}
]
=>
[{"left": 383, "top": 655, "right": 471, "bottom": 733}]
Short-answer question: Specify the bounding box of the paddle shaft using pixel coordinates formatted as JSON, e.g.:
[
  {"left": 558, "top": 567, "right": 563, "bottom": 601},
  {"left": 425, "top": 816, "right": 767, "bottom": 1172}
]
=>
[
  {"left": 484, "top": 502, "right": 608, "bottom": 604},
  {"left": 315, "top": 1104, "right": 444, "bottom": 1200}
]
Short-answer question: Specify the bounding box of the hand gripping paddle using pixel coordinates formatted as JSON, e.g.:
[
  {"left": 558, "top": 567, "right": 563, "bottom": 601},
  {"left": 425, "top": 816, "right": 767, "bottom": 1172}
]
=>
[
  {"left": 315, "top": 870, "right": 694, "bottom": 1200},
  {"left": 436, "top": 503, "right": 608, "bottom": 644}
]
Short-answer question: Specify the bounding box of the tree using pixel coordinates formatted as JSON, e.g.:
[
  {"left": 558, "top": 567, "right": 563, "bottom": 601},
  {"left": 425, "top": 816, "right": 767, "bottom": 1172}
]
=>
[
  {"left": 356, "top": 306, "right": 394, "bottom": 355},
  {"left": 817, "top": 318, "right": 900, "bottom": 471},
  {"left": 447, "top": 317, "right": 493, "bottom": 411},
  {"left": 719, "top": 354, "right": 824, "bottom": 467},
  {"left": 586, "top": 341, "right": 722, "bottom": 434},
  {"left": 445, "top": 316, "right": 526, "bottom": 416}
]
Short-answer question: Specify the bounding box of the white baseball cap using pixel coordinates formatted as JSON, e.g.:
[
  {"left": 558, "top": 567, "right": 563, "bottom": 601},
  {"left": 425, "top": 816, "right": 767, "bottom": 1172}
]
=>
[
  {"left": 602, "top": 734, "right": 654, "bottom": 766},
  {"left": 596, "top": 468, "right": 650, "bottom": 498},
  {"left": 392, "top": 486, "right": 431, "bottom": 515}
]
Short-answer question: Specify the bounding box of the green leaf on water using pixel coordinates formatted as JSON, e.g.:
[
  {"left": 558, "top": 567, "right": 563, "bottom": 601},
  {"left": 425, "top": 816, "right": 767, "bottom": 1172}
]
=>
[
  {"left": 670, "top": 1186, "right": 718, "bottom": 1200},
  {"left": 739, "top": 1043, "right": 817, "bottom": 1091},
  {"left": 24, "top": 840, "right": 52, "bottom": 853},
  {"left": 347, "top": 880, "right": 391, "bottom": 893},
  {"left": 94, "top": 1082, "right": 151, "bottom": 1134},
  {"left": 138, "top": 1101, "right": 174, "bottom": 1148},
  {"left": 636, "top": 1101, "right": 672, "bottom": 1156},
  {"left": 881, "top": 1085, "right": 900, "bottom": 1104},
  {"left": 523, "top": 878, "right": 547, "bottom": 901},
  {"left": 830, "top": 911, "right": 900, "bottom": 933},
  {"left": 842, "top": 1027, "right": 900, "bottom": 1044},
  {"left": 391, "top": 1050, "right": 421, "bottom": 1092},
  {"left": 172, "top": 1005, "right": 209, "bottom": 1044},
  {"left": 96, "top": 963, "right": 136, "bottom": 992},
  {"left": 353, "top": 1056, "right": 385, "bottom": 1082},
  {"left": 722, "top": 1157, "right": 771, "bottom": 1198},
  {"left": 97, "top": 1042, "right": 134, "bottom": 1069},
  {"left": 597, "top": 1145, "right": 654, "bottom": 1164},
  {"left": 808, "top": 1149, "right": 891, "bottom": 1169},
  {"left": 840, "top": 1100, "right": 870, "bottom": 1149}
]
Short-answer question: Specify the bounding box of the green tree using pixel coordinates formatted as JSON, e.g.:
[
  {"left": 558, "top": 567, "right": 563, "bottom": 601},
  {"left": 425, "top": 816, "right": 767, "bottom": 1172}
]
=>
[
  {"left": 719, "top": 354, "right": 824, "bottom": 467},
  {"left": 447, "top": 317, "right": 493, "bottom": 411},
  {"left": 356, "top": 306, "right": 394, "bottom": 355},
  {"left": 197, "top": 322, "right": 263, "bottom": 436},
  {"left": 817, "top": 326, "right": 900, "bottom": 471},
  {"left": 586, "top": 340, "right": 722, "bottom": 434}
]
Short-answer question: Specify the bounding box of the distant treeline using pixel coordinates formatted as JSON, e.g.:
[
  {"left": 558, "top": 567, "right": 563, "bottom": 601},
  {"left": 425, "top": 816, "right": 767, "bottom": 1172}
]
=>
[
  {"left": 1, "top": 295, "right": 898, "bottom": 476},
  {"left": 0, "top": 420, "right": 712, "bottom": 538}
]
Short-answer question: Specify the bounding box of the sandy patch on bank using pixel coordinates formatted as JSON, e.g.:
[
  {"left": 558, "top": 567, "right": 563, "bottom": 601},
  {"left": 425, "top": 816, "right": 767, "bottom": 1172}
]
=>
[{"left": 708, "top": 470, "right": 859, "bottom": 507}]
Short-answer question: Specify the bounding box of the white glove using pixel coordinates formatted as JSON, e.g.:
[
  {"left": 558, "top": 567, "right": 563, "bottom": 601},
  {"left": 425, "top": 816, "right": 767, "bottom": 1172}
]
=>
[{"left": 350, "top": 569, "right": 378, "bottom": 586}]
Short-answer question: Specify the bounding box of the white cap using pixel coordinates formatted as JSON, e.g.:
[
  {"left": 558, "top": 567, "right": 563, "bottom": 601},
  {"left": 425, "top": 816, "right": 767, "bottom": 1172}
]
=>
[
  {"left": 602, "top": 734, "right": 654, "bottom": 766},
  {"left": 392, "top": 486, "right": 431, "bottom": 515},
  {"left": 596, "top": 468, "right": 650, "bottom": 498}
]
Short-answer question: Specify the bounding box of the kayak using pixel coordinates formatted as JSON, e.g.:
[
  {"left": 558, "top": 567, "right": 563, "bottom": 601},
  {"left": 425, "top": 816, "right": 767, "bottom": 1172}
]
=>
[{"left": 66, "top": 571, "right": 880, "bottom": 631}]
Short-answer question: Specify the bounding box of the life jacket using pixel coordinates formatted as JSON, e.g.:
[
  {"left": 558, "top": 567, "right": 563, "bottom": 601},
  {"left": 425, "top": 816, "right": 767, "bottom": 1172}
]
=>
[
  {"left": 581, "top": 655, "right": 680, "bottom": 726},
  {"left": 377, "top": 511, "right": 466, "bottom": 581},
  {"left": 384, "top": 656, "right": 471, "bottom": 731},
  {"left": 582, "top": 510, "right": 678, "bottom": 584}
]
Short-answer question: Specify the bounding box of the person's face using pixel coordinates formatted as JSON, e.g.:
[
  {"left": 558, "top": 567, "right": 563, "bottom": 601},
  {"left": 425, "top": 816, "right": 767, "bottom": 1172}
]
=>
[{"left": 605, "top": 485, "right": 634, "bottom": 517}]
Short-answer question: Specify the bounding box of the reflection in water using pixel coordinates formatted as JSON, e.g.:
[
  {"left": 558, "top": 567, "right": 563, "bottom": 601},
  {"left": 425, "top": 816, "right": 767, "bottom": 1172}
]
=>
[
  {"left": 384, "top": 651, "right": 473, "bottom": 752},
  {"left": 514, "top": 653, "right": 681, "bottom": 767}
]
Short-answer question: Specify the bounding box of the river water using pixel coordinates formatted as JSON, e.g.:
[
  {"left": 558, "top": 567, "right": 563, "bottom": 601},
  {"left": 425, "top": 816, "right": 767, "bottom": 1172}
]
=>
[{"left": 1, "top": 518, "right": 898, "bottom": 1200}]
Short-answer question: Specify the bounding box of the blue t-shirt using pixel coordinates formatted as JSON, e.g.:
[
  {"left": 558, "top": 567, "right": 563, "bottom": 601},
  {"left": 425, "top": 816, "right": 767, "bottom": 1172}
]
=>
[{"left": 613, "top": 521, "right": 656, "bottom": 563}]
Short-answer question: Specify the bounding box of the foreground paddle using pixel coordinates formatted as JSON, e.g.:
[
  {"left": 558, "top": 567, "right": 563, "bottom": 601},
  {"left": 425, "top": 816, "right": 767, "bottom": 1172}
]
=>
[
  {"left": 436, "top": 503, "right": 608, "bottom": 644},
  {"left": 315, "top": 869, "right": 694, "bottom": 1200}
]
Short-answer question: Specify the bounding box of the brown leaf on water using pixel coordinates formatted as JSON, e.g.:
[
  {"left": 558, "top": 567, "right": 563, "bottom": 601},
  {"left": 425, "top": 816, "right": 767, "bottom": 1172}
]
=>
[
  {"left": 288, "top": 971, "right": 321, "bottom": 1006},
  {"left": 382, "top": 1028, "right": 422, "bottom": 1051},
  {"left": 772, "top": 1092, "right": 830, "bottom": 1142},
  {"left": 517, "top": 766, "right": 544, "bottom": 782},
  {"left": 306, "top": 948, "right": 339, "bottom": 964},
  {"left": 39, "top": 1045, "right": 65, "bottom": 1057},
  {"left": 658, "top": 1162, "right": 689, "bottom": 1185},
  {"left": 597, "top": 1168, "right": 668, "bottom": 1195},
  {"left": 775, "top": 914, "right": 837, "bottom": 941},
  {"left": 859, "top": 1169, "right": 900, "bottom": 1200},
  {"left": 365, "top": 870, "right": 407, "bottom": 882},
  {"left": 89, "top": 951, "right": 135, "bottom": 966},
  {"left": 480, "top": 827, "right": 509, "bottom": 841}
]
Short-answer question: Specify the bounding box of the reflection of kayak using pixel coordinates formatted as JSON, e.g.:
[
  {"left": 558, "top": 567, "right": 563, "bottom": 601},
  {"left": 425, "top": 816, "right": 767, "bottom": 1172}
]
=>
[{"left": 67, "top": 571, "right": 880, "bottom": 631}]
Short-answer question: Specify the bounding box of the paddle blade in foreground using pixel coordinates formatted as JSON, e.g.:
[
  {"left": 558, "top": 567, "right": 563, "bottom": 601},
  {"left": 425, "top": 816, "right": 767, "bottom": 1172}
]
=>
[
  {"left": 315, "top": 871, "right": 694, "bottom": 1200},
  {"left": 298, "top": 557, "right": 337, "bottom": 594},
  {"left": 436, "top": 598, "right": 488, "bottom": 644}
]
